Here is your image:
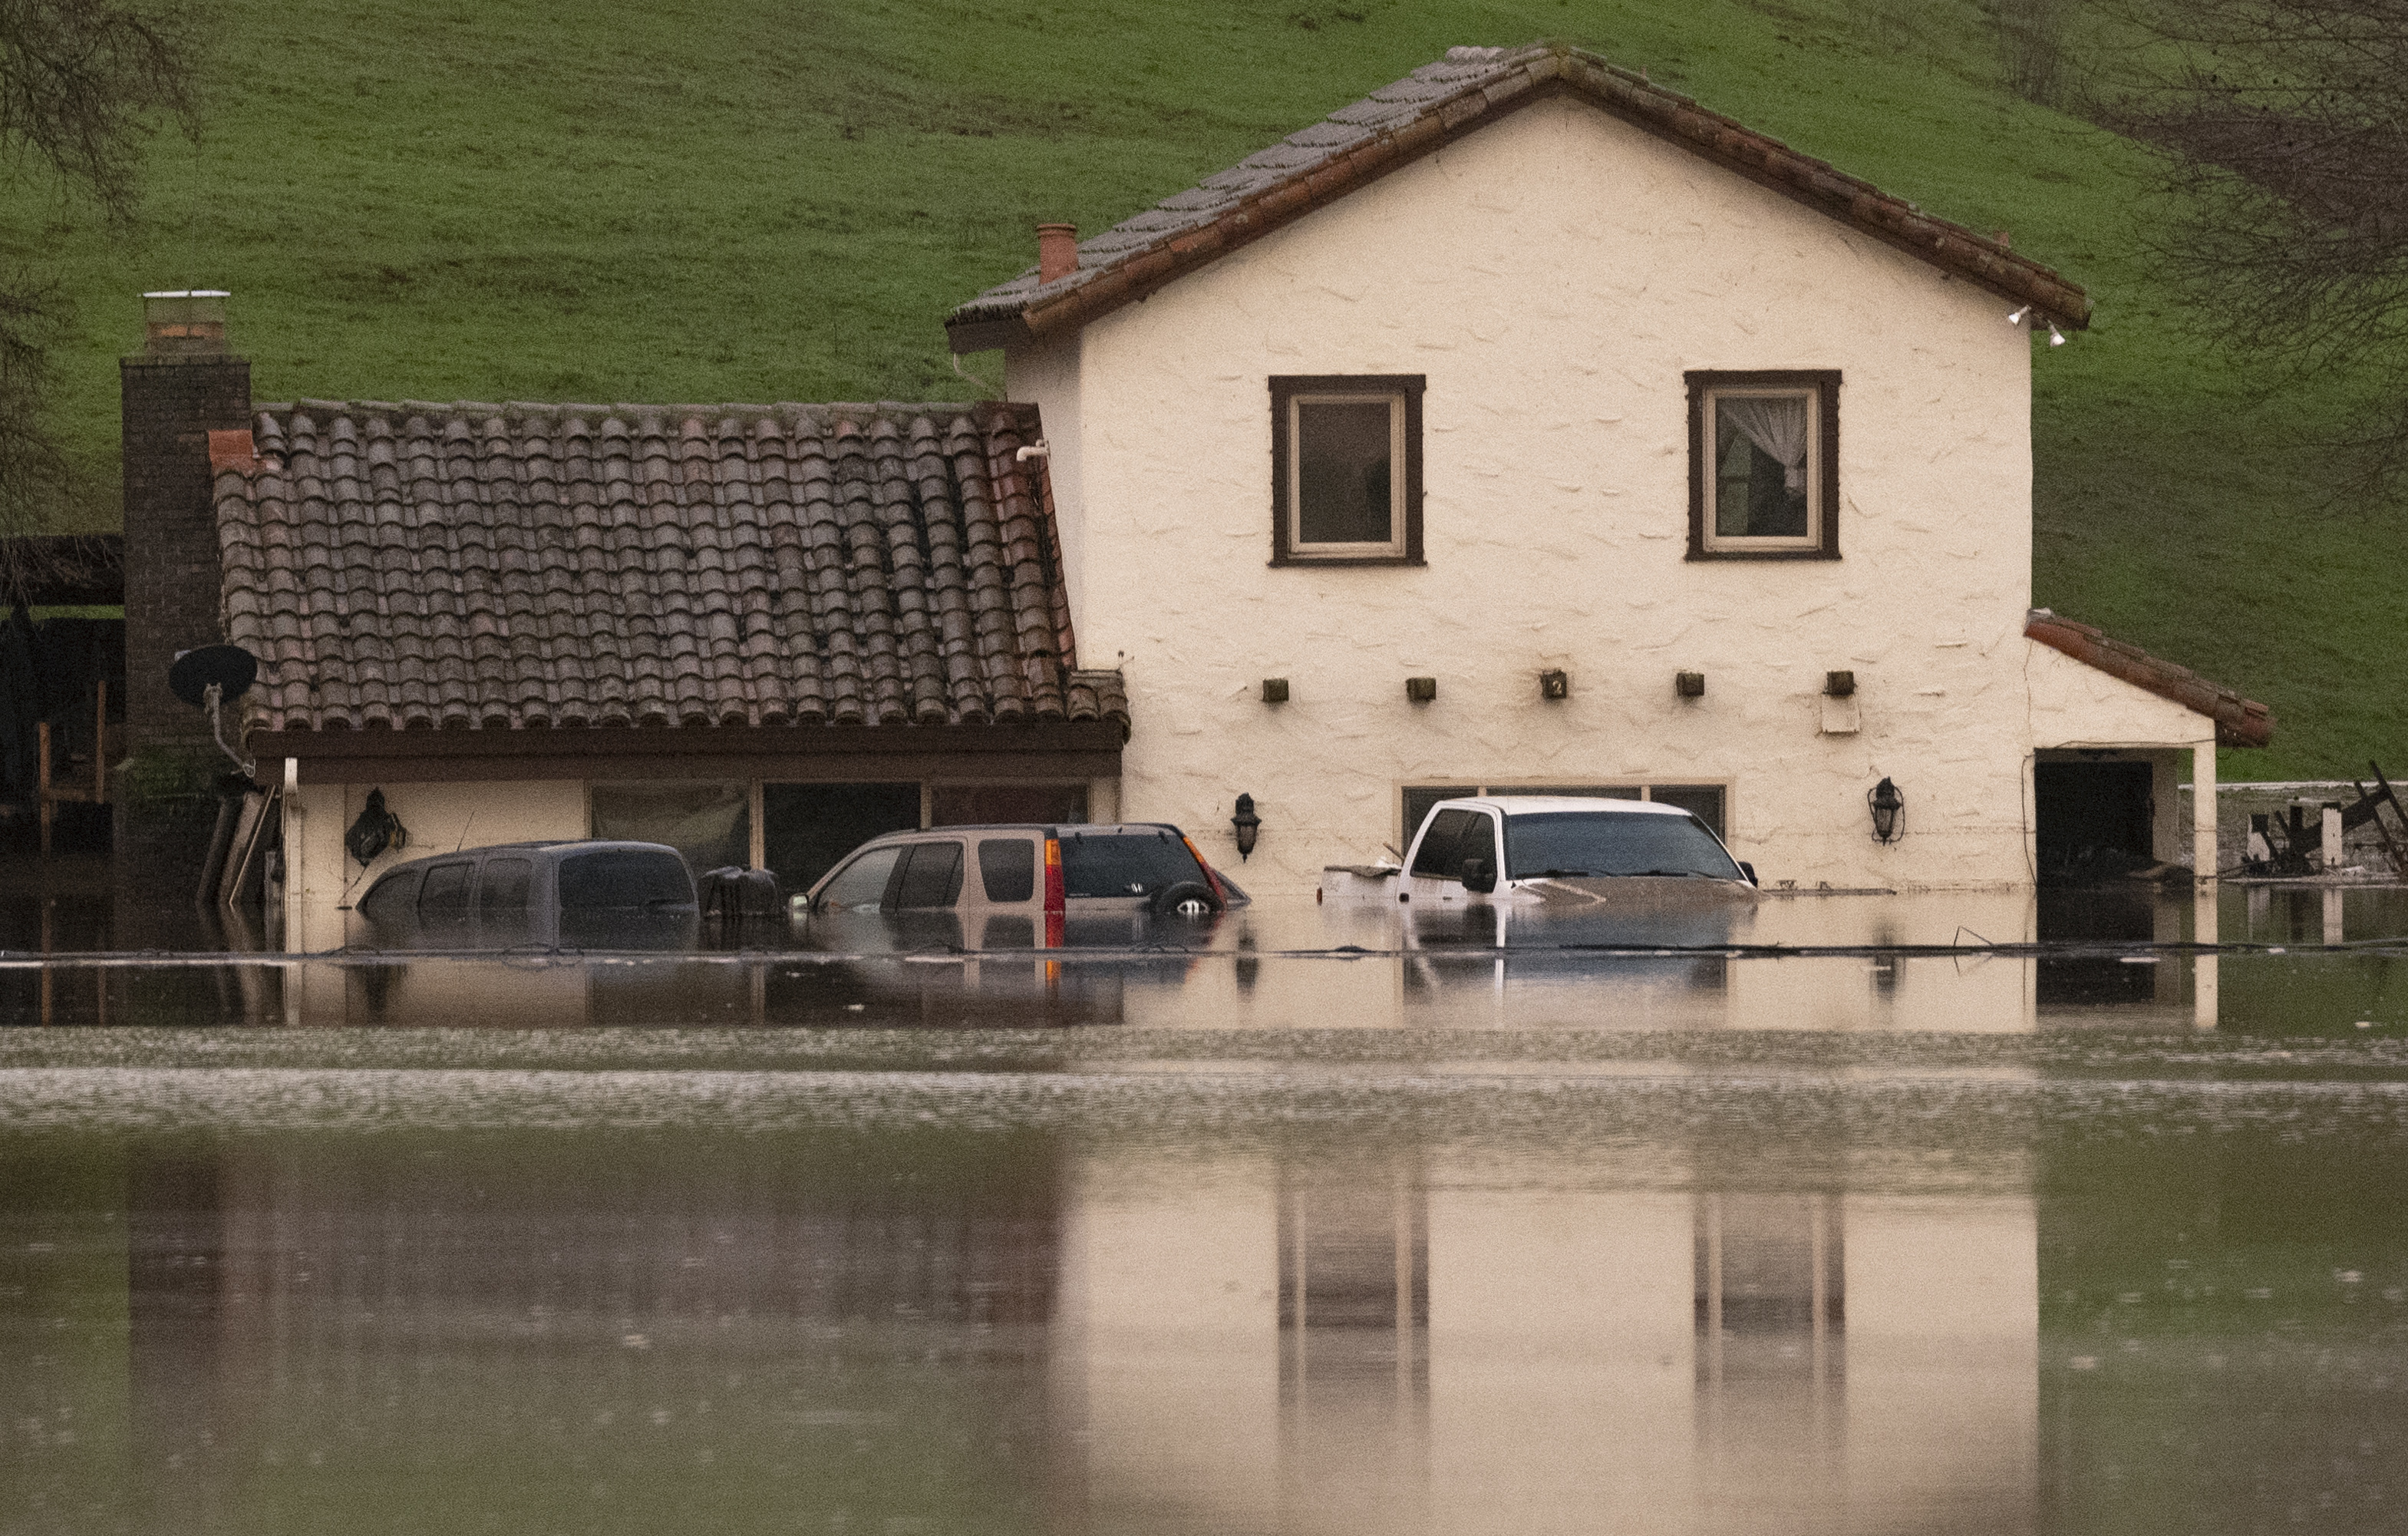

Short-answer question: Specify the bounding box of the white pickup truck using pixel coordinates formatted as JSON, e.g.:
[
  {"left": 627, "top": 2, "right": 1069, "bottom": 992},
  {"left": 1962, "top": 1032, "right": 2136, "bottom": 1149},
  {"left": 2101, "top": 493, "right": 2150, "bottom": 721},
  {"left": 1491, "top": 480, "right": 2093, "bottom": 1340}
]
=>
[{"left": 1322, "top": 795, "right": 1760, "bottom": 907}]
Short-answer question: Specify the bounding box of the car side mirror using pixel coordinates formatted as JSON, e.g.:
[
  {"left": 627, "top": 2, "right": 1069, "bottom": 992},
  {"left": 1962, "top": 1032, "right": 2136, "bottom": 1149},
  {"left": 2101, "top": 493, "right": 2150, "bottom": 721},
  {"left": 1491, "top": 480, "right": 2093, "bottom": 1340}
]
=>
[
  {"left": 1460, "top": 855, "right": 1496, "bottom": 895},
  {"left": 1739, "top": 861, "right": 1758, "bottom": 887}
]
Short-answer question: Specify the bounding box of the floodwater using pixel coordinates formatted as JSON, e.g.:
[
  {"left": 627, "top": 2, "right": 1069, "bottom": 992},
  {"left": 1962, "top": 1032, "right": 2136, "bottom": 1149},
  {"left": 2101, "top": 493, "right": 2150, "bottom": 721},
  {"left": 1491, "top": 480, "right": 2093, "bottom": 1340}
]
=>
[{"left": 5, "top": 880, "right": 2408, "bottom": 1533}]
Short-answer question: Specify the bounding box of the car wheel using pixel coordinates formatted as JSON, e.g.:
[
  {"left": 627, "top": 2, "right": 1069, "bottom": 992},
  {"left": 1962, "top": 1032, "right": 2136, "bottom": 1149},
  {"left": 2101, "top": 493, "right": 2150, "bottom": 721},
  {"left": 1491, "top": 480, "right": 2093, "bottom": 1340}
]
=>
[{"left": 1152, "top": 881, "right": 1222, "bottom": 917}]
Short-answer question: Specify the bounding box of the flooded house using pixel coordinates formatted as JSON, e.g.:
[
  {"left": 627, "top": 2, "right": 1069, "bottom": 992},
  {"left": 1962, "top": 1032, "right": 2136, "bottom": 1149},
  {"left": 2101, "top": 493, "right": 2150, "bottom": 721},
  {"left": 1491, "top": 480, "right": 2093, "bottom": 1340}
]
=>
[
  {"left": 944, "top": 44, "right": 2272, "bottom": 893},
  {"left": 117, "top": 45, "right": 2274, "bottom": 938}
]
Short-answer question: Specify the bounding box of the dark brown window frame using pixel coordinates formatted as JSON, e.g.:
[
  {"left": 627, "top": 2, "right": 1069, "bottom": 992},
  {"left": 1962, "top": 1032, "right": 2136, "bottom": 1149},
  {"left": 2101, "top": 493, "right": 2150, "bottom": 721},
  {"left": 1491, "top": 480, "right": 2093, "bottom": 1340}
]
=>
[
  {"left": 1270, "top": 374, "right": 1426, "bottom": 567},
  {"left": 1685, "top": 370, "right": 1841, "bottom": 561}
]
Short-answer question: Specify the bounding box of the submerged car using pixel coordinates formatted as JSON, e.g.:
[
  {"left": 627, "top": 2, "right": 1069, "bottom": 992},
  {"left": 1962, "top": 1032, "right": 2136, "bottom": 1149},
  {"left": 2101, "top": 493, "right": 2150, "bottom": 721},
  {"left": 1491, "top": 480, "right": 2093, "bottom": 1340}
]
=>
[
  {"left": 352, "top": 840, "right": 701, "bottom": 950},
  {"left": 1323, "top": 796, "right": 1760, "bottom": 908},
  {"left": 803, "top": 823, "right": 1245, "bottom": 947}
]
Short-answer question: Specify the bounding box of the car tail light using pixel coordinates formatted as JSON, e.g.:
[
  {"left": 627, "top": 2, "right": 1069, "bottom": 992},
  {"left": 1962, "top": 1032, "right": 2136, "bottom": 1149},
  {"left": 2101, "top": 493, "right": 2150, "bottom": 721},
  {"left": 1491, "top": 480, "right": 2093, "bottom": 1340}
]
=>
[
  {"left": 1043, "top": 836, "right": 1065, "bottom": 948},
  {"left": 1182, "top": 835, "right": 1227, "bottom": 907}
]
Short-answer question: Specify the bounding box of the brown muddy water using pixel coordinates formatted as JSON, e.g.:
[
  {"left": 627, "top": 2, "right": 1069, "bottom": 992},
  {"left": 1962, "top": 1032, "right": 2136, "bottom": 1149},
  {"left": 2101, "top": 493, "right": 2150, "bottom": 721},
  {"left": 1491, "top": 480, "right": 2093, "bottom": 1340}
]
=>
[{"left": 5, "top": 883, "right": 2408, "bottom": 1533}]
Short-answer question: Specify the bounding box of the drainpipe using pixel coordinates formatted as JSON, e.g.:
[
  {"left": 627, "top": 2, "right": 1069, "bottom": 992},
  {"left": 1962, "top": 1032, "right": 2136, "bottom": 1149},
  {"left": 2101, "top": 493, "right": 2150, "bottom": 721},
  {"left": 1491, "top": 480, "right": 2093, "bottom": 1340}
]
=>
[{"left": 195, "top": 771, "right": 247, "bottom": 907}]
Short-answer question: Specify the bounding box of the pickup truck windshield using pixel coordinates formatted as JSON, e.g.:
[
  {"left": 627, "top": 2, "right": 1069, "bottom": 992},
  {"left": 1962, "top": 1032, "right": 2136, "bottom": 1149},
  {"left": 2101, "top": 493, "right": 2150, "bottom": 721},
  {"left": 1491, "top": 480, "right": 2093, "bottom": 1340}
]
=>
[{"left": 1504, "top": 812, "right": 1742, "bottom": 880}]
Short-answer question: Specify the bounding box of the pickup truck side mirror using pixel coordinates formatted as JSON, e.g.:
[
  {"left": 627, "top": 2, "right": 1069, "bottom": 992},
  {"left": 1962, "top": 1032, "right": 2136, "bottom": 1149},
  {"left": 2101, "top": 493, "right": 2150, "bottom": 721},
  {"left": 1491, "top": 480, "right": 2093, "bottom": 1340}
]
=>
[
  {"left": 1738, "top": 861, "right": 1758, "bottom": 887},
  {"left": 1460, "top": 855, "right": 1497, "bottom": 894}
]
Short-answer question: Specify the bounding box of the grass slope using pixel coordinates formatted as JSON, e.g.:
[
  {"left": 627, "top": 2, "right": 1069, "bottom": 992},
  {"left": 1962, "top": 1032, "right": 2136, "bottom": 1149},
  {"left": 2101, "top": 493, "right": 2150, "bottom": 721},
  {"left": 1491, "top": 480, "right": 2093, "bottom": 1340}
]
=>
[{"left": 9, "top": 0, "right": 2396, "bottom": 779}]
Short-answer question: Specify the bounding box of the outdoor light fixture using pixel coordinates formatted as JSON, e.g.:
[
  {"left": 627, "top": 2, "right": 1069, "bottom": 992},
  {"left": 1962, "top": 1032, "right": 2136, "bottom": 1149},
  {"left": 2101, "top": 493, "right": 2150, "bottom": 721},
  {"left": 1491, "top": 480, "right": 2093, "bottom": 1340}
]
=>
[
  {"left": 1261, "top": 678, "right": 1289, "bottom": 703},
  {"left": 2048, "top": 324, "right": 2066, "bottom": 347},
  {"left": 1676, "top": 671, "right": 1706, "bottom": 698},
  {"left": 1868, "top": 777, "right": 1905, "bottom": 843},
  {"left": 2007, "top": 305, "right": 2030, "bottom": 325},
  {"left": 1406, "top": 676, "right": 1437, "bottom": 702},
  {"left": 1231, "top": 793, "right": 1262, "bottom": 861}
]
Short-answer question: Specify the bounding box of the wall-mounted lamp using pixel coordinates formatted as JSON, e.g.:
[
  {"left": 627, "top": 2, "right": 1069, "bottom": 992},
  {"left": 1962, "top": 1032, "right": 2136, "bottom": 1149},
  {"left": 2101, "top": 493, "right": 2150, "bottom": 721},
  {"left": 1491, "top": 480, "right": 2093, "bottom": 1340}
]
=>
[
  {"left": 1676, "top": 671, "right": 1706, "bottom": 698},
  {"left": 2007, "top": 305, "right": 2030, "bottom": 325},
  {"left": 1539, "top": 669, "right": 1570, "bottom": 700},
  {"left": 1231, "top": 793, "right": 1262, "bottom": 861},
  {"left": 1824, "top": 670, "right": 1855, "bottom": 698},
  {"left": 2047, "top": 324, "right": 2066, "bottom": 348},
  {"left": 1868, "top": 777, "right": 1905, "bottom": 843},
  {"left": 1405, "top": 676, "right": 1437, "bottom": 702},
  {"left": 1261, "top": 678, "right": 1289, "bottom": 703}
]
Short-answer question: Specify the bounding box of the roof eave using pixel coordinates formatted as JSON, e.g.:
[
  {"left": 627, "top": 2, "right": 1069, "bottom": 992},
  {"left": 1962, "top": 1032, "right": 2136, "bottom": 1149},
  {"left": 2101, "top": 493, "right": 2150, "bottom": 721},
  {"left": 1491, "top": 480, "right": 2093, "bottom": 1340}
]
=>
[
  {"left": 945, "top": 315, "right": 1032, "bottom": 354},
  {"left": 2026, "top": 612, "right": 2275, "bottom": 749}
]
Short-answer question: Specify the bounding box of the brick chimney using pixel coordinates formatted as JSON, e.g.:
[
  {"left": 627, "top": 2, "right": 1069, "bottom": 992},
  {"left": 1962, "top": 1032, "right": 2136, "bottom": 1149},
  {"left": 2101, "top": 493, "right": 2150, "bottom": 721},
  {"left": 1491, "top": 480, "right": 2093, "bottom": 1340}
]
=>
[
  {"left": 1037, "top": 223, "right": 1078, "bottom": 284},
  {"left": 121, "top": 289, "right": 249, "bottom": 750}
]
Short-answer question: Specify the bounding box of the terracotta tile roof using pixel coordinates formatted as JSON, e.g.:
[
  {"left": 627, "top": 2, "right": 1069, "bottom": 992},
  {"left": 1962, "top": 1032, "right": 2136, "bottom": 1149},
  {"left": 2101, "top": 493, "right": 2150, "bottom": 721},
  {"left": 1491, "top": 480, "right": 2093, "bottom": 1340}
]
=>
[
  {"left": 948, "top": 43, "right": 2091, "bottom": 352},
  {"left": 212, "top": 401, "right": 1128, "bottom": 736},
  {"left": 2026, "top": 609, "right": 2274, "bottom": 748}
]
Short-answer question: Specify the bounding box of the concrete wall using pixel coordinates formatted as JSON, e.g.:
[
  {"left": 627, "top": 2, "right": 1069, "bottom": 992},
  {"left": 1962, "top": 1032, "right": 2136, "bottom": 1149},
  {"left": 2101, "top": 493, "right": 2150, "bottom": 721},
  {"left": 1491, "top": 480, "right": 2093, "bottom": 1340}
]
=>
[{"left": 1010, "top": 97, "right": 2208, "bottom": 892}]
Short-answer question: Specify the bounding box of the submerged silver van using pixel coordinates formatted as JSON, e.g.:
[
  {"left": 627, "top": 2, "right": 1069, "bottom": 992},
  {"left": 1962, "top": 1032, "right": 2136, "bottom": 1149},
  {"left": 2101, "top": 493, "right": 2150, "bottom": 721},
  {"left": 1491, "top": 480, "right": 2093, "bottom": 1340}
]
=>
[
  {"left": 353, "top": 841, "right": 699, "bottom": 950},
  {"left": 803, "top": 823, "right": 1245, "bottom": 947}
]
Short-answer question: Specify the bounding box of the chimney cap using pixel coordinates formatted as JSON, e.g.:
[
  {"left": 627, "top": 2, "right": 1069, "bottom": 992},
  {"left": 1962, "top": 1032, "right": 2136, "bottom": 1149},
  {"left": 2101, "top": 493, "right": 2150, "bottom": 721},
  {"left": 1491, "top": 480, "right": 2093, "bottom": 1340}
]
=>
[{"left": 141, "top": 289, "right": 231, "bottom": 355}]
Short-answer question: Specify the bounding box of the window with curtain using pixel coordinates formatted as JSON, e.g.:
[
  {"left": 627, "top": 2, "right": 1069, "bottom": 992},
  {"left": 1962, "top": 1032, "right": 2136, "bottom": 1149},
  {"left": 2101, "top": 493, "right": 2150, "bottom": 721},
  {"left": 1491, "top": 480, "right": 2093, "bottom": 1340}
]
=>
[{"left": 1686, "top": 372, "right": 1840, "bottom": 558}]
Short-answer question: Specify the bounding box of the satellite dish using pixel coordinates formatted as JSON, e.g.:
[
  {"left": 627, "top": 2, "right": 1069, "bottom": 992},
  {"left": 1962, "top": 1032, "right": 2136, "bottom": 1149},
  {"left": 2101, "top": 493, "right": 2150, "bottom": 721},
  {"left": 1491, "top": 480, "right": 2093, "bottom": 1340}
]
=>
[{"left": 168, "top": 644, "right": 259, "bottom": 711}]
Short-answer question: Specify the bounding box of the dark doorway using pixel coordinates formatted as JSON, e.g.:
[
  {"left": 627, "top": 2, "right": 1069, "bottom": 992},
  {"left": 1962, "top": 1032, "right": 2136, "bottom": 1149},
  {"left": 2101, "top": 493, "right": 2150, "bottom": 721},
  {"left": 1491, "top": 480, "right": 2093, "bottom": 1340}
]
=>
[
  {"left": 930, "top": 784, "right": 1088, "bottom": 827},
  {"left": 762, "top": 783, "right": 922, "bottom": 894},
  {"left": 2036, "top": 761, "right": 2154, "bottom": 880}
]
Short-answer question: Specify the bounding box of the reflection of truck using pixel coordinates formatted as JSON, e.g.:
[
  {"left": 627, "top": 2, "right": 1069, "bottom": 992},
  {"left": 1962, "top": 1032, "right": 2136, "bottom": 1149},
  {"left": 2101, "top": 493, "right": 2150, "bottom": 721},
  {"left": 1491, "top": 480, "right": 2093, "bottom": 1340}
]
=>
[{"left": 1321, "top": 796, "right": 1760, "bottom": 908}]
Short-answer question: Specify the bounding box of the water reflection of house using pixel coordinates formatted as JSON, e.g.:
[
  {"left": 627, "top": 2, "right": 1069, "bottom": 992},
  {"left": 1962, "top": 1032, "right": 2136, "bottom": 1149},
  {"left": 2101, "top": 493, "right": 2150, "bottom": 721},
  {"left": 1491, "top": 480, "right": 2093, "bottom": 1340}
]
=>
[
  {"left": 15, "top": 1127, "right": 2044, "bottom": 1534},
  {"left": 73, "top": 1135, "right": 1073, "bottom": 1533},
  {"left": 1060, "top": 1148, "right": 2038, "bottom": 1535}
]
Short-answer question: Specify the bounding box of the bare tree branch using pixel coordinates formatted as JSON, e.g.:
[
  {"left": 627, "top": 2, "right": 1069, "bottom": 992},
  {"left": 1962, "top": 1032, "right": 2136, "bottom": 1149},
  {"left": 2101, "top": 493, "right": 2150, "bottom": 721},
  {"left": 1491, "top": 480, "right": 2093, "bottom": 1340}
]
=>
[
  {"left": 0, "top": 0, "right": 195, "bottom": 223},
  {"left": 0, "top": 1, "right": 199, "bottom": 545},
  {"left": 2097, "top": 0, "right": 2408, "bottom": 495}
]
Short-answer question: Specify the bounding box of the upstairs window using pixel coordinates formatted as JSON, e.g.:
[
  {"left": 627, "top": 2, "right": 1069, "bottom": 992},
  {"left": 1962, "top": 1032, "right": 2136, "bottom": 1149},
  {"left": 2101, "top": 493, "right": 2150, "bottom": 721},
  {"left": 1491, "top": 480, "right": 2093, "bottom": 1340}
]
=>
[
  {"left": 1686, "top": 371, "right": 1840, "bottom": 560},
  {"left": 1271, "top": 375, "right": 1424, "bottom": 565}
]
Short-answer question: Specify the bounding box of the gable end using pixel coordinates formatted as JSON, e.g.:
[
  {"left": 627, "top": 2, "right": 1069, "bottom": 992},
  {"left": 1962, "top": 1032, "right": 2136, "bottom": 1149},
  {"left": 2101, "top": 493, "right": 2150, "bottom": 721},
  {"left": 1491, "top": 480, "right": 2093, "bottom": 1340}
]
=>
[{"left": 947, "top": 45, "right": 2091, "bottom": 353}]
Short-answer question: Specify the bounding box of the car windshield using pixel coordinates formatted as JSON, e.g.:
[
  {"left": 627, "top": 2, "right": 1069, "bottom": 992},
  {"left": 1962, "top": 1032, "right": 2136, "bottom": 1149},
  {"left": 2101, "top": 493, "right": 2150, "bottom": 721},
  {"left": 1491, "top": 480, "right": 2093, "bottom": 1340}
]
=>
[
  {"left": 1060, "top": 830, "right": 1206, "bottom": 899},
  {"left": 1503, "top": 811, "right": 1742, "bottom": 880}
]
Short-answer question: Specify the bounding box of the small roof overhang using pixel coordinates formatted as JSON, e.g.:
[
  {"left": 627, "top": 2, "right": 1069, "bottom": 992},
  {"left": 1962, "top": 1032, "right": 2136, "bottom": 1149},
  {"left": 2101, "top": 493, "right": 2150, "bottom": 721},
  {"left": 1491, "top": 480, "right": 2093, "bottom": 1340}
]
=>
[{"left": 2025, "top": 609, "right": 2274, "bottom": 748}]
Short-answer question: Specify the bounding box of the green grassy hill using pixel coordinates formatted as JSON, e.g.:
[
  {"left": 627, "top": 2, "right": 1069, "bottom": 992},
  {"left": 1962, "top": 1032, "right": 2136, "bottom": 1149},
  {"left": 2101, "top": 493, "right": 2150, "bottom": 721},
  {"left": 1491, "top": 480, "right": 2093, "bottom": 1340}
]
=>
[{"left": 10, "top": 0, "right": 2396, "bottom": 780}]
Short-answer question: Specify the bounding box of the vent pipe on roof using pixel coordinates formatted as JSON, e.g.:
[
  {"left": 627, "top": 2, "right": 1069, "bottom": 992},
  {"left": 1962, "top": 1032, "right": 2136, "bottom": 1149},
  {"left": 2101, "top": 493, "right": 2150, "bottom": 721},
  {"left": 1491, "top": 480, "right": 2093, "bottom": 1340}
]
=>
[{"left": 1037, "top": 223, "right": 1078, "bottom": 284}]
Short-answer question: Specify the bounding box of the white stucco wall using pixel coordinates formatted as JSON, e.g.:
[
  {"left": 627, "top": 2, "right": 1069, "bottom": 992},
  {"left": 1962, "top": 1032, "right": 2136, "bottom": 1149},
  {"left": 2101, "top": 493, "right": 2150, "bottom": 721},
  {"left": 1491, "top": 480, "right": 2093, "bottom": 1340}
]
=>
[
  {"left": 280, "top": 776, "right": 588, "bottom": 952},
  {"left": 1009, "top": 97, "right": 2208, "bottom": 892}
]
